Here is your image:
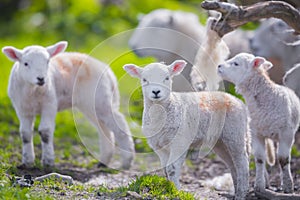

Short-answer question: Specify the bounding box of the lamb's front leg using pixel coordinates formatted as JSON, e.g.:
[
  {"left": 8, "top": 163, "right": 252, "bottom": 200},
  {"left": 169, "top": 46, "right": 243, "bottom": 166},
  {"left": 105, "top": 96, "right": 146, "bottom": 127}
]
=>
[
  {"left": 155, "top": 148, "right": 170, "bottom": 175},
  {"left": 166, "top": 149, "right": 187, "bottom": 189},
  {"left": 19, "top": 115, "right": 35, "bottom": 167},
  {"left": 39, "top": 107, "right": 56, "bottom": 167}
]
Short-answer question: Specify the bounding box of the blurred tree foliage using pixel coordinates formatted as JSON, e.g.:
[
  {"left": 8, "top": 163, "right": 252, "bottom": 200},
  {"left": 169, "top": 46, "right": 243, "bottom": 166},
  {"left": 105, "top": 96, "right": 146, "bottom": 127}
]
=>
[{"left": 0, "top": 0, "right": 205, "bottom": 49}]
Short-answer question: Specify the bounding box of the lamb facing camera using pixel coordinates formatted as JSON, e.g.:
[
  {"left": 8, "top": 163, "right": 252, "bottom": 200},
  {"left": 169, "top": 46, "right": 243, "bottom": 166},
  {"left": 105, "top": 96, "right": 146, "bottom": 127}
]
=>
[
  {"left": 218, "top": 53, "right": 300, "bottom": 193},
  {"left": 2, "top": 41, "right": 135, "bottom": 169},
  {"left": 124, "top": 60, "right": 250, "bottom": 200}
]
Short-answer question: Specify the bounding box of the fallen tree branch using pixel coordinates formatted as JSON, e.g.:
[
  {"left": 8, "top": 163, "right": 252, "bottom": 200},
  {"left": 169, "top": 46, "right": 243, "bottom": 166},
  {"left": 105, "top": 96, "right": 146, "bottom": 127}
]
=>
[
  {"left": 12, "top": 173, "right": 74, "bottom": 187},
  {"left": 201, "top": 1, "right": 300, "bottom": 37},
  {"left": 233, "top": 0, "right": 300, "bottom": 8},
  {"left": 255, "top": 189, "right": 300, "bottom": 200},
  {"left": 35, "top": 172, "right": 74, "bottom": 185}
]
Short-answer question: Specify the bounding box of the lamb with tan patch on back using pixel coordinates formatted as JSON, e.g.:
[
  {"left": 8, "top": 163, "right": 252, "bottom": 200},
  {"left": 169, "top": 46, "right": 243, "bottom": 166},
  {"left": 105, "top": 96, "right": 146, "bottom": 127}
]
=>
[
  {"left": 2, "top": 41, "right": 135, "bottom": 169},
  {"left": 124, "top": 60, "right": 250, "bottom": 200},
  {"left": 218, "top": 53, "right": 300, "bottom": 193}
]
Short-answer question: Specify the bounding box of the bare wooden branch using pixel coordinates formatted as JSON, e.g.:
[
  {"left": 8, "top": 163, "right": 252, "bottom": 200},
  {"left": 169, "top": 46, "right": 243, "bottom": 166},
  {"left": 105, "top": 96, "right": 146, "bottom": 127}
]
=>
[
  {"left": 201, "top": 1, "right": 300, "bottom": 37},
  {"left": 234, "top": 0, "right": 300, "bottom": 8},
  {"left": 255, "top": 189, "right": 300, "bottom": 200},
  {"left": 35, "top": 172, "right": 74, "bottom": 185}
]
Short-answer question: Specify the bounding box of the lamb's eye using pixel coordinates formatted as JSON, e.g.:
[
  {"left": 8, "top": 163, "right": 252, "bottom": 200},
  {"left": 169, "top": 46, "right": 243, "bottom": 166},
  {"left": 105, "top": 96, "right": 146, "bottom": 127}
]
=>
[
  {"left": 165, "top": 76, "right": 169, "bottom": 81},
  {"left": 233, "top": 62, "right": 238, "bottom": 66},
  {"left": 24, "top": 62, "right": 29, "bottom": 67},
  {"left": 142, "top": 78, "right": 147, "bottom": 82}
]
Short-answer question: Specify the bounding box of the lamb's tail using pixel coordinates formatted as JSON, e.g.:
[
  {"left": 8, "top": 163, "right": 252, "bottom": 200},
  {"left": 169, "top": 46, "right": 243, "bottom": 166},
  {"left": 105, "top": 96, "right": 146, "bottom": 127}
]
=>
[
  {"left": 265, "top": 138, "right": 275, "bottom": 166},
  {"left": 245, "top": 131, "right": 252, "bottom": 158},
  {"left": 190, "top": 17, "right": 230, "bottom": 91}
]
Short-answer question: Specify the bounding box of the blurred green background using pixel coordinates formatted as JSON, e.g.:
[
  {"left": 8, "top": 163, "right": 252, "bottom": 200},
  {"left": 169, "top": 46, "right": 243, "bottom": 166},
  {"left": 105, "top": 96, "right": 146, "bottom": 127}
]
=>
[
  {"left": 0, "top": 2, "right": 207, "bottom": 126},
  {"left": 0, "top": 0, "right": 207, "bottom": 169},
  {"left": 1, "top": 1, "right": 299, "bottom": 199}
]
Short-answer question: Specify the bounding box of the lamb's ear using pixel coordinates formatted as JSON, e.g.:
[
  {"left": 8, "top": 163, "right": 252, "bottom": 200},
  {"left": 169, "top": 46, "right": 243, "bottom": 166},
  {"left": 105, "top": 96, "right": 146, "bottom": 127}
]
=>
[
  {"left": 123, "top": 64, "right": 143, "bottom": 78},
  {"left": 46, "top": 41, "right": 68, "bottom": 58},
  {"left": 251, "top": 56, "right": 273, "bottom": 71},
  {"left": 169, "top": 60, "right": 187, "bottom": 76},
  {"left": 2, "top": 46, "right": 22, "bottom": 62},
  {"left": 251, "top": 57, "right": 266, "bottom": 69},
  {"left": 262, "top": 60, "right": 273, "bottom": 71}
]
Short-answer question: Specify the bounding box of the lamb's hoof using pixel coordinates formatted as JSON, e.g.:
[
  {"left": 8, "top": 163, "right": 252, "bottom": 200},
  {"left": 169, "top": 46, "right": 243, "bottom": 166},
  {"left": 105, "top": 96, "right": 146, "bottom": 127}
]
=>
[
  {"left": 283, "top": 187, "right": 294, "bottom": 194},
  {"left": 279, "top": 184, "right": 294, "bottom": 193},
  {"left": 42, "top": 158, "right": 54, "bottom": 168},
  {"left": 120, "top": 156, "right": 134, "bottom": 170},
  {"left": 121, "top": 159, "right": 133, "bottom": 170},
  {"left": 17, "top": 163, "right": 34, "bottom": 170},
  {"left": 42, "top": 161, "right": 55, "bottom": 173},
  {"left": 254, "top": 186, "right": 265, "bottom": 193},
  {"left": 189, "top": 150, "right": 199, "bottom": 160},
  {"left": 97, "top": 162, "right": 108, "bottom": 168}
]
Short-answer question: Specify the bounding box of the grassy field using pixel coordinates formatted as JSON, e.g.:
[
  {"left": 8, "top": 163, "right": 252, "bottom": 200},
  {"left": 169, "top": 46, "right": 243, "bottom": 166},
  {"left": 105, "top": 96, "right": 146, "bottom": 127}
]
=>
[
  {"left": 1, "top": 0, "right": 300, "bottom": 199},
  {"left": 0, "top": 1, "right": 206, "bottom": 199}
]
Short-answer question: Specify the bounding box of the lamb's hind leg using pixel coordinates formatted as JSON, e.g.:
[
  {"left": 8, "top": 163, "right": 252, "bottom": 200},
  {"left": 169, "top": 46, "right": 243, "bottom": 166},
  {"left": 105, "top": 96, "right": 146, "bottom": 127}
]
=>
[
  {"left": 213, "top": 140, "right": 237, "bottom": 192},
  {"left": 223, "top": 137, "right": 249, "bottom": 200},
  {"left": 77, "top": 109, "right": 115, "bottom": 168},
  {"left": 97, "top": 121, "right": 115, "bottom": 167},
  {"left": 97, "top": 109, "right": 135, "bottom": 169},
  {"left": 278, "top": 131, "right": 294, "bottom": 193},
  {"left": 19, "top": 115, "right": 35, "bottom": 167}
]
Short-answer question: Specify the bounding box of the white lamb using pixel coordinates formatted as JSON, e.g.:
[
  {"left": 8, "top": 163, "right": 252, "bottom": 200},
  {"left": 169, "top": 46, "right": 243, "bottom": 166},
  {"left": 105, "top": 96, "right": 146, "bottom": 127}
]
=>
[
  {"left": 123, "top": 60, "right": 250, "bottom": 199},
  {"left": 2, "top": 41, "right": 135, "bottom": 169},
  {"left": 283, "top": 63, "right": 300, "bottom": 99},
  {"left": 218, "top": 53, "right": 300, "bottom": 193},
  {"left": 129, "top": 9, "right": 252, "bottom": 91}
]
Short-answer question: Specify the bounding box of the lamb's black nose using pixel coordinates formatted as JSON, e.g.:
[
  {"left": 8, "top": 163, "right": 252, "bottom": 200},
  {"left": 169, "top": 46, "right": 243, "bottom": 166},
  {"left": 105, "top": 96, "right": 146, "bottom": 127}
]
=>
[
  {"left": 152, "top": 90, "right": 161, "bottom": 98},
  {"left": 37, "top": 77, "right": 45, "bottom": 86}
]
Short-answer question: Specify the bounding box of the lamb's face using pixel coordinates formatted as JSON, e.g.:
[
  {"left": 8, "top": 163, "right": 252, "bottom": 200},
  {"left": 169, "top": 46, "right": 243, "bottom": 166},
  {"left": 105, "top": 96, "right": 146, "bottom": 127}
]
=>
[
  {"left": 140, "top": 64, "right": 172, "bottom": 102},
  {"left": 18, "top": 47, "right": 51, "bottom": 86},
  {"left": 129, "top": 9, "right": 177, "bottom": 60},
  {"left": 2, "top": 41, "right": 67, "bottom": 86},
  {"left": 124, "top": 60, "right": 187, "bottom": 102},
  {"left": 129, "top": 9, "right": 199, "bottom": 62},
  {"left": 218, "top": 53, "right": 273, "bottom": 85},
  {"left": 250, "top": 18, "right": 299, "bottom": 58}
]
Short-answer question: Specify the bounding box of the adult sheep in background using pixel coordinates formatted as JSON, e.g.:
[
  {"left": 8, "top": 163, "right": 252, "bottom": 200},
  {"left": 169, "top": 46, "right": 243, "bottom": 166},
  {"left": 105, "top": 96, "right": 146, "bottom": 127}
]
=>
[
  {"left": 2, "top": 41, "right": 135, "bottom": 169},
  {"left": 129, "top": 9, "right": 252, "bottom": 91},
  {"left": 283, "top": 63, "right": 300, "bottom": 99},
  {"left": 250, "top": 18, "right": 300, "bottom": 83}
]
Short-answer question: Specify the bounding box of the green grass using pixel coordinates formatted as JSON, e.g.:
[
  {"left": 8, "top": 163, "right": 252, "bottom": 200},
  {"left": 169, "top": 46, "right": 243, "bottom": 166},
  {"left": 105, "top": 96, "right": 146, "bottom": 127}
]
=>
[
  {"left": 0, "top": 1, "right": 203, "bottom": 198},
  {"left": 98, "top": 174, "right": 195, "bottom": 199},
  {"left": 2, "top": 0, "right": 300, "bottom": 199}
]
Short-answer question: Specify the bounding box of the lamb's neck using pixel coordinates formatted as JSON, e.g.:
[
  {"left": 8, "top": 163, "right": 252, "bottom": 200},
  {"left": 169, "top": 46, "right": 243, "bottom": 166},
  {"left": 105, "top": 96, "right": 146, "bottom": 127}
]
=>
[
  {"left": 181, "top": 22, "right": 203, "bottom": 43},
  {"left": 236, "top": 71, "right": 275, "bottom": 105},
  {"left": 143, "top": 97, "right": 173, "bottom": 112},
  {"left": 281, "top": 45, "right": 300, "bottom": 68}
]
